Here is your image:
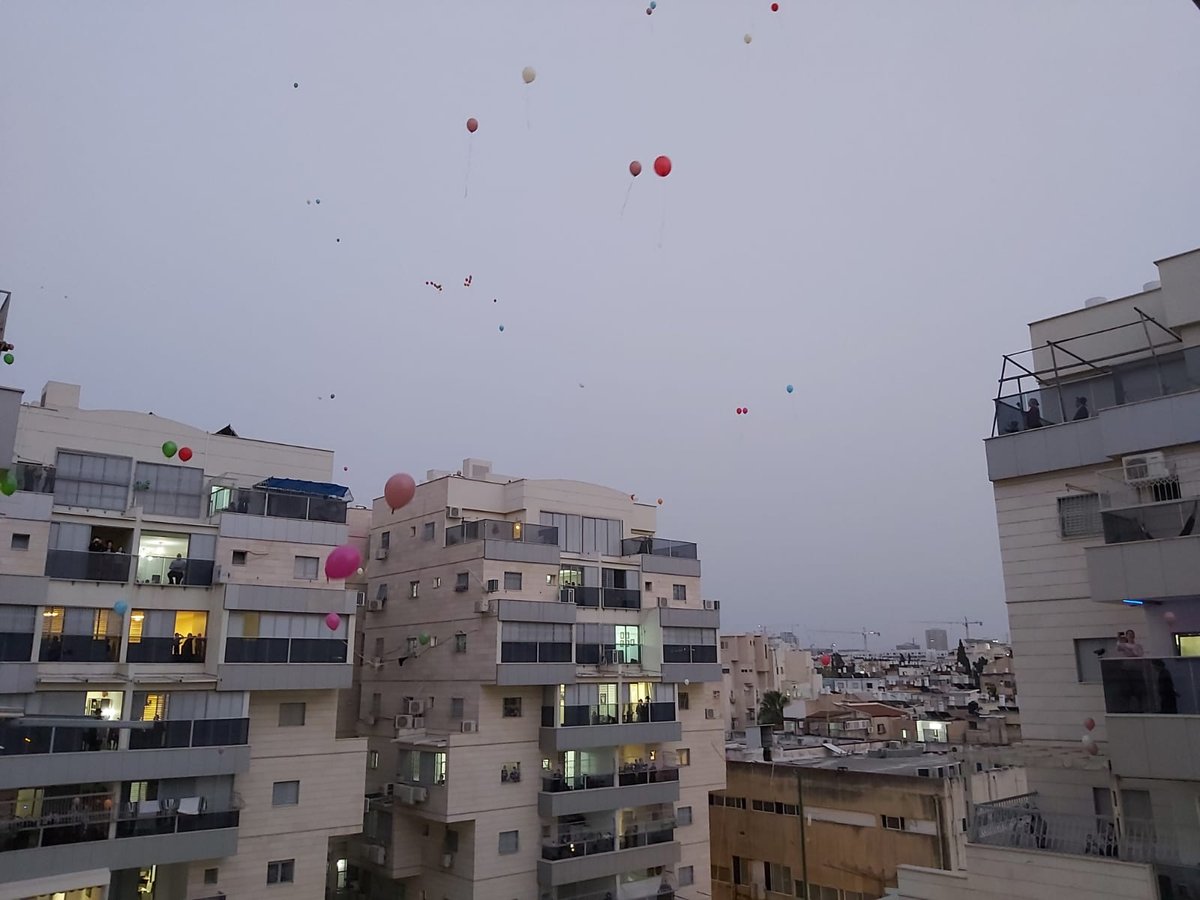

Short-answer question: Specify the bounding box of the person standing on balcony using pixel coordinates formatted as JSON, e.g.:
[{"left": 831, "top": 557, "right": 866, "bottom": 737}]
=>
[
  {"left": 168, "top": 554, "right": 186, "bottom": 585},
  {"left": 1120, "top": 630, "right": 1144, "bottom": 657},
  {"left": 1073, "top": 397, "right": 1091, "bottom": 420},
  {"left": 1024, "top": 398, "right": 1044, "bottom": 429}
]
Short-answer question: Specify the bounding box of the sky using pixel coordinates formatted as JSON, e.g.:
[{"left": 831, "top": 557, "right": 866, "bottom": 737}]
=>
[{"left": 2, "top": 1, "right": 1199, "bottom": 649}]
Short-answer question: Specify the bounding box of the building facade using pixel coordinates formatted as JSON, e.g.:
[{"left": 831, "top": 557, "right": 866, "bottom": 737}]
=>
[
  {"left": 0, "top": 380, "right": 366, "bottom": 900},
  {"left": 923, "top": 630, "right": 949, "bottom": 653},
  {"left": 347, "top": 459, "right": 724, "bottom": 900},
  {"left": 896, "top": 249, "right": 1200, "bottom": 898}
]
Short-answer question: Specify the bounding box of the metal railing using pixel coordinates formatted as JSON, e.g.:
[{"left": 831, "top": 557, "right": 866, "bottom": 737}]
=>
[
  {"left": 542, "top": 703, "right": 677, "bottom": 728},
  {"left": 209, "top": 487, "right": 347, "bottom": 524},
  {"left": 445, "top": 519, "right": 558, "bottom": 547},
  {"left": 1101, "top": 656, "right": 1200, "bottom": 715},
  {"left": 575, "top": 644, "right": 642, "bottom": 666},
  {"left": 621, "top": 537, "right": 698, "bottom": 559},
  {"left": 45, "top": 549, "right": 134, "bottom": 583},
  {"left": 135, "top": 555, "right": 215, "bottom": 587},
  {"left": 558, "top": 587, "right": 642, "bottom": 610}
]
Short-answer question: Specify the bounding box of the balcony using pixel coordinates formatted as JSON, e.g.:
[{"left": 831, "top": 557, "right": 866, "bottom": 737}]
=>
[
  {"left": 446, "top": 519, "right": 558, "bottom": 547},
  {"left": 135, "top": 556, "right": 215, "bottom": 587},
  {"left": 540, "top": 704, "right": 681, "bottom": 752},
  {"left": 575, "top": 645, "right": 641, "bottom": 667},
  {"left": 126, "top": 635, "right": 209, "bottom": 664},
  {"left": 1100, "top": 656, "right": 1200, "bottom": 780},
  {"left": 537, "top": 828, "right": 680, "bottom": 888},
  {"left": 223, "top": 637, "right": 347, "bottom": 663},
  {"left": 660, "top": 643, "right": 721, "bottom": 684},
  {"left": 38, "top": 635, "right": 120, "bottom": 663},
  {"left": 620, "top": 537, "right": 700, "bottom": 577},
  {"left": 539, "top": 765, "right": 680, "bottom": 818},
  {"left": 44, "top": 549, "right": 134, "bottom": 583},
  {"left": 209, "top": 485, "right": 347, "bottom": 524}
]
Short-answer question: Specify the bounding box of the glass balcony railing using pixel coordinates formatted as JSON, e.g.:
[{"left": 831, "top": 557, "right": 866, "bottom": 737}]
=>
[
  {"left": 542, "top": 703, "right": 677, "bottom": 728},
  {"left": 0, "top": 632, "right": 34, "bottom": 663},
  {"left": 45, "top": 550, "right": 134, "bottom": 583},
  {"left": 541, "top": 833, "right": 616, "bottom": 861},
  {"left": 617, "top": 765, "right": 679, "bottom": 787},
  {"left": 542, "top": 772, "right": 617, "bottom": 792},
  {"left": 223, "top": 637, "right": 347, "bottom": 664},
  {"left": 620, "top": 537, "right": 698, "bottom": 559},
  {"left": 6, "top": 462, "right": 56, "bottom": 494},
  {"left": 575, "top": 645, "right": 642, "bottom": 666},
  {"left": 39, "top": 635, "right": 120, "bottom": 663},
  {"left": 210, "top": 487, "right": 346, "bottom": 524},
  {"left": 128, "top": 717, "right": 250, "bottom": 749},
  {"left": 445, "top": 519, "right": 559, "bottom": 547},
  {"left": 618, "top": 824, "right": 675, "bottom": 849},
  {"left": 127, "top": 636, "right": 208, "bottom": 664},
  {"left": 135, "top": 556, "right": 215, "bottom": 587},
  {"left": 0, "top": 717, "right": 249, "bottom": 756},
  {"left": 558, "top": 587, "right": 642, "bottom": 610},
  {"left": 662, "top": 644, "right": 718, "bottom": 664},
  {"left": 1101, "top": 656, "right": 1200, "bottom": 715}
]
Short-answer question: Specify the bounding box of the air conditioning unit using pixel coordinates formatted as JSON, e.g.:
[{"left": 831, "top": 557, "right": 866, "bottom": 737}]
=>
[
  {"left": 446, "top": 506, "right": 462, "bottom": 519},
  {"left": 367, "top": 598, "right": 384, "bottom": 612},
  {"left": 460, "top": 720, "right": 477, "bottom": 733},
  {"left": 375, "top": 548, "right": 389, "bottom": 560},
  {"left": 657, "top": 597, "right": 669, "bottom": 608},
  {"left": 1123, "top": 451, "right": 1169, "bottom": 484},
  {"left": 412, "top": 715, "right": 425, "bottom": 729},
  {"left": 395, "top": 714, "right": 413, "bottom": 730},
  {"left": 367, "top": 844, "right": 386, "bottom": 865},
  {"left": 485, "top": 579, "right": 499, "bottom": 593},
  {"left": 394, "top": 785, "right": 416, "bottom": 805},
  {"left": 411, "top": 786, "right": 429, "bottom": 803},
  {"left": 214, "top": 566, "right": 230, "bottom": 583},
  {"left": 355, "top": 591, "right": 367, "bottom": 607},
  {"left": 474, "top": 598, "right": 491, "bottom": 614},
  {"left": 406, "top": 700, "right": 425, "bottom": 715},
  {"left": 703, "top": 599, "right": 716, "bottom": 610}
]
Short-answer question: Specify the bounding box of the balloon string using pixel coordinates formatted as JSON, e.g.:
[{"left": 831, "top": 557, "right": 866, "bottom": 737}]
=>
[
  {"left": 464, "top": 141, "right": 473, "bottom": 199},
  {"left": 620, "top": 181, "right": 634, "bottom": 217}
]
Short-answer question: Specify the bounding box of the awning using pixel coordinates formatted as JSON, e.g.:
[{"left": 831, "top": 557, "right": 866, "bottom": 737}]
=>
[{"left": 255, "top": 477, "right": 352, "bottom": 502}]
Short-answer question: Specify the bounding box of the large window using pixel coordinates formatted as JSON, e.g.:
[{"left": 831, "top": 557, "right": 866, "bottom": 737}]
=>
[
  {"left": 0, "top": 604, "right": 36, "bottom": 662},
  {"left": 54, "top": 451, "right": 132, "bottom": 510},
  {"left": 501, "top": 622, "right": 572, "bottom": 663},
  {"left": 1058, "top": 494, "right": 1102, "bottom": 538},
  {"left": 575, "top": 623, "right": 640, "bottom": 665},
  {"left": 540, "top": 512, "right": 622, "bottom": 555},
  {"left": 134, "top": 462, "right": 204, "bottom": 518},
  {"left": 127, "top": 609, "right": 208, "bottom": 662},
  {"left": 663, "top": 626, "right": 719, "bottom": 663}
]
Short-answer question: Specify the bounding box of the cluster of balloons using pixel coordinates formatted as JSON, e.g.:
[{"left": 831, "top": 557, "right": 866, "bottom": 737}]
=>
[
  {"left": 384, "top": 472, "right": 417, "bottom": 512},
  {"left": 735, "top": 406, "right": 749, "bottom": 415},
  {"left": 161, "top": 441, "right": 194, "bottom": 462},
  {"left": 645, "top": 0, "right": 656, "bottom": 12},
  {"left": 627, "top": 157, "right": 671, "bottom": 177},
  {"left": 1081, "top": 717, "right": 1099, "bottom": 756}
]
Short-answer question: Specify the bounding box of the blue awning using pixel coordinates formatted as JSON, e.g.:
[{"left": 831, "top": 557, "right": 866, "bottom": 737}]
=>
[{"left": 255, "top": 477, "right": 352, "bottom": 501}]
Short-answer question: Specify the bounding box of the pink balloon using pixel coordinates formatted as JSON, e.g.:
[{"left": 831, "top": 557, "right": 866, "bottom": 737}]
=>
[
  {"left": 384, "top": 472, "right": 416, "bottom": 511},
  {"left": 325, "top": 612, "right": 342, "bottom": 631},
  {"left": 324, "top": 544, "right": 362, "bottom": 580},
  {"left": 1083, "top": 717, "right": 1095, "bottom": 731},
  {"left": 1086, "top": 742, "right": 1099, "bottom": 756}
]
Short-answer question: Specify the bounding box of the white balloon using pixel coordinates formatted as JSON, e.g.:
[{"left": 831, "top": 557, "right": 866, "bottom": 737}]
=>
[
  {"left": 1081, "top": 734, "right": 1094, "bottom": 746},
  {"left": 744, "top": 33, "right": 753, "bottom": 44},
  {"left": 683, "top": 679, "right": 691, "bottom": 686},
  {"left": 522, "top": 66, "right": 536, "bottom": 84}
]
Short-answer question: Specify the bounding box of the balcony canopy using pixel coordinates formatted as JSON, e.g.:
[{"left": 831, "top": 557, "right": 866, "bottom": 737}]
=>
[{"left": 255, "top": 477, "right": 352, "bottom": 502}]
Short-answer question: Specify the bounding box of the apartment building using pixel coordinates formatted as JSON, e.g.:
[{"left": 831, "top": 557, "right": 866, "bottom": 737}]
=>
[
  {"left": 895, "top": 249, "right": 1200, "bottom": 899},
  {"left": 923, "top": 630, "right": 949, "bottom": 653},
  {"left": 720, "top": 635, "right": 821, "bottom": 732},
  {"left": 0, "top": 379, "right": 366, "bottom": 900},
  {"left": 346, "top": 459, "right": 724, "bottom": 900}
]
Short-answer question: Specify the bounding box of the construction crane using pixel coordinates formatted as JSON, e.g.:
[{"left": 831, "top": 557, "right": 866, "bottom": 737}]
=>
[
  {"left": 920, "top": 617, "right": 984, "bottom": 640},
  {"left": 810, "top": 628, "right": 881, "bottom": 652}
]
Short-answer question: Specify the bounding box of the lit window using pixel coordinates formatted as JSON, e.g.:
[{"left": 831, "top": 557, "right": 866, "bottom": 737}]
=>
[
  {"left": 677, "top": 748, "right": 691, "bottom": 766},
  {"left": 368, "top": 750, "right": 380, "bottom": 770},
  {"left": 409, "top": 580, "right": 419, "bottom": 599}
]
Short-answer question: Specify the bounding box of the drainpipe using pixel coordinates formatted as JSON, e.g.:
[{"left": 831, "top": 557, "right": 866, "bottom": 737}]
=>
[{"left": 796, "top": 770, "right": 810, "bottom": 900}]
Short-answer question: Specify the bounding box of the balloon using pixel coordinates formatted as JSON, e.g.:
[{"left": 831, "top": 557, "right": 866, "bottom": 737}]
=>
[
  {"left": 522, "top": 66, "right": 536, "bottom": 84},
  {"left": 330, "top": 393, "right": 336, "bottom": 399},
  {"left": 1081, "top": 734, "right": 1094, "bottom": 746},
  {"left": 2, "top": 353, "right": 12, "bottom": 365},
  {"left": 315, "top": 199, "right": 321, "bottom": 204},
  {"left": 650, "top": 1, "right": 656, "bottom": 7},
  {"left": 0, "top": 476, "right": 15, "bottom": 497},
  {"left": 771, "top": 2, "right": 779, "bottom": 10},
  {"left": 113, "top": 601, "right": 128, "bottom": 615},
  {"left": 743, "top": 406, "right": 749, "bottom": 414},
  {"left": 646, "top": 6, "right": 652, "bottom": 13},
  {"left": 1083, "top": 718, "right": 1095, "bottom": 731},
  {"left": 293, "top": 82, "right": 299, "bottom": 88},
  {"left": 161, "top": 441, "right": 178, "bottom": 459},
  {"left": 653, "top": 155, "right": 672, "bottom": 177},
  {"left": 178, "top": 447, "right": 193, "bottom": 462},
  {"left": 820, "top": 654, "right": 832, "bottom": 667},
  {"left": 629, "top": 160, "right": 642, "bottom": 177},
  {"left": 325, "top": 544, "right": 363, "bottom": 580},
  {"left": 384, "top": 473, "right": 417, "bottom": 512},
  {"left": 466, "top": 117, "right": 479, "bottom": 133},
  {"left": 1165, "top": 611, "right": 1177, "bottom": 624},
  {"left": 1086, "top": 742, "right": 1099, "bottom": 756},
  {"left": 324, "top": 612, "right": 342, "bottom": 632},
  {"left": 356, "top": 567, "right": 365, "bottom": 576},
  {"left": 736, "top": 408, "right": 742, "bottom": 415},
  {"left": 744, "top": 33, "right": 753, "bottom": 43},
  {"left": 419, "top": 633, "right": 430, "bottom": 646},
  {"left": 657, "top": 498, "right": 664, "bottom": 505},
  {"left": 499, "top": 324, "right": 505, "bottom": 332},
  {"left": 786, "top": 384, "right": 794, "bottom": 393}
]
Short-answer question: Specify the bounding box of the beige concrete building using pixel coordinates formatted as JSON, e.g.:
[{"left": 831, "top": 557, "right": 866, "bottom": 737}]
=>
[
  {"left": 720, "top": 634, "right": 820, "bottom": 732},
  {"left": 346, "top": 459, "right": 724, "bottom": 900},
  {"left": 895, "top": 250, "right": 1200, "bottom": 899},
  {"left": 0, "top": 380, "right": 366, "bottom": 899}
]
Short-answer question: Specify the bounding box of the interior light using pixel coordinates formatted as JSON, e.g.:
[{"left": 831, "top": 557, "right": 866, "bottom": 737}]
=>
[{"left": 1122, "top": 599, "right": 1145, "bottom": 606}]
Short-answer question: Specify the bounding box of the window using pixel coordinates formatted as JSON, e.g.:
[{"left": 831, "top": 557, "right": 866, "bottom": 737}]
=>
[
  {"left": 766, "top": 863, "right": 791, "bottom": 894},
  {"left": 54, "top": 451, "right": 132, "bottom": 510},
  {"left": 679, "top": 866, "right": 694, "bottom": 887},
  {"left": 376, "top": 582, "right": 389, "bottom": 602},
  {"left": 272, "top": 780, "right": 300, "bottom": 806},
  {"left": 1075, "top": 637, "right": 1118, "bottom": 682},
  {"left": 454, "top": 632, "right": 467, "bottom": 653},
  {"left": 134, "top": 461, "right": 204, "bottom": 517},
  {"left": 293, "top": 556, "right": 319, "bottom": 580},
  {"left": 455, "top": 572, "right": 469, "bottom": 591},
  {"left": 1058, "top": 493, "right": 1102, "bottom": 538},
  {"left": 672, "top": 583, "right": 687, "bottom": 601},
  {"left": 10, "top": 533, "right": 30, "bottom": 550},
  {"left": 433, "top": 576, "right": 442, "bottom": 588},
  {"left": 645, "top": 580, "right": 653, "bottom": 590},
  {"left": 678, "top": 805, "right": 693, "bottom": 826},
  {"left": 368, "top": 750, "right": 380, "bottom": 770},
  {"left": 409, "top": 580, "right": 420, "bottom": 598},
  {"left": 877, "top": 723, "right": 886, "bottom": 735},
  {"left": 498, "top": 830, "right": 519, "bottom": 854},
  {"left": 679, "top": 691, "right": 690, "bottom": 710},
  {"left": 882, "top": 815, "right": 906, "bottom": 830},
  {"left": 278, "top": 702, "right": 306, "bottom": 726},
  {"left": 504, "top": 571, "right": 522, "bottom": 591},
  {"left": 677, "top": 748, "right": 691, "bottom": 766},
  {"left": 450, "top": 697, "right": 464, "bottom": 718},
  {"left": 266, "top": 859, "right": 295, "bottom": 884},
  {"left": 547, "top": 573, "right": 556, "bottom": 585},
  {"left": 204, "top": 868, "right": 219, "bottom": 885},
  {"left": 231, "top": 550, "right": 247, "bottom": 565},
  {"left": 503, "top": 697, "right": 522, "bottom": 717},
  {"left": 500, "top": 761, "right": 521, "bottom": 783},
  {"left": 406, "top": 637, "right": 418, "bottom": 655},
  {"left": 380, "top": 531, "right": 390, "bottom": 549},
  {"left": 423, "top": 522, "right": 435, "bottom": 541}
]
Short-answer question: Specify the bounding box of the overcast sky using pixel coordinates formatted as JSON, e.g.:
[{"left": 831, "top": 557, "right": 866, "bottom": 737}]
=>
[{"left": 2, "top": 1, "right": 1199, "bottom": 648}]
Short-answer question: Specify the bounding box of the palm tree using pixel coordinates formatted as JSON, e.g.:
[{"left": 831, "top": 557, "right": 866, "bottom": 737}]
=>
[{"left": 758, "top": 690, "right": 788, "bottom": 728}]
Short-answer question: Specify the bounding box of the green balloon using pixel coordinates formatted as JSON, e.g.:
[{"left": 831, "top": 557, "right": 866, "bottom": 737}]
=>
[
  {"left": 418, "top": 633, "right": 430, "bottom": 646},
  {"left": 1, "top": 478, "right": 15, "bottom": 496},
  {"left": 162, "top": 441, "right": 178, "bottom": 458},
  {"left": 2, "top": 353, "right": 13, "bottom": 365}
]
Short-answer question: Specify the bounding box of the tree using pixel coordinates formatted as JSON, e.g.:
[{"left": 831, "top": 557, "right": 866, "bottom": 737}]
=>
[
  {"left": 972, "top": 656, "right": 989, "bottom": 689},
  {"left": 956, "top": 640, "right": 970, "bottom": 674},
  {"left": 759, "top": 691, "right": 788, "bottom": 728}
]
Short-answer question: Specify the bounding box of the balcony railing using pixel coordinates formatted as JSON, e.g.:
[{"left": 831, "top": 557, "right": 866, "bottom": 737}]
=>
[
  {"left": 6, "top": 462, "right": 56, "bottom": 494},
  {"left": 970, "top": 793, "right": 1196, "bottom": 867},
  {"left": 0, "top": 717, "right": 249, "bottom": 756},
  {"left": 617, "top": 765, "right": 679, "bottom": 787},
  {"left": 621, "top": 537, "right": 698, "bottom": 559},
  {"left": 223, "top": 637, "right": 347, "bottom": 664},
  {"left": 542, "top": 703, "right": 677, "bottom": 728},
  {"left": 39, "top": 635, "right": 120, "bottom": 663},
  {"left": 575, "top": 645, "right": 641, "bottom": 666},
  {"left": 541, "top": 833, "right": 616, "bottom": 861},
  {"left": 558, "top": 587, "right": 642, "bottom": 610},
  {"left": 0, "top": 632, "right": 34, "bottom": 663},
  {"left": 618, "top": 823, "right": 675, "bottom": 849},
  {"left": 1101, "top": 656, "right": 1200, "bottom": 715},
  {"left": 128, "top": 717, "right": 250, "bottom": 750},
  {"left": 662, "top": 644, "right": 718, "bottom": 664},
  {"left": 542, "top": 772, "right": 617, "bottom": 792},
  {"left": 127, "top": 635, "right": 209, "bottom": 664},
  {"left": 135, "top": 556, "right": 215, "bottom": 587},
  {"left": 210, "top": 487, "right": 347, "bottom": 524},
  {"left": 45, "top": 549, "right": 134, "bottom": 583},
  {"left": 445, "top": 519, "right": 559, "bottom": 547}
]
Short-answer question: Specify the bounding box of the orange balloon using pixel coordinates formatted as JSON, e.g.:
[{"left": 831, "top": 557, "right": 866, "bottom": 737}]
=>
[{"left": 384, "top": 473, "right": 416, "bottom": 511}]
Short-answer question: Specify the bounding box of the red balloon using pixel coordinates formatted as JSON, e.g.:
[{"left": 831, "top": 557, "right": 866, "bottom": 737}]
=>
[
  {"left": 653, "top": 155, "right": 672, "bottom": 177},
  {"left": 1083, "top": 718, "right": 1096, "bottom": 731},
  {"left": 629, "top": 160, "right": 642, "bottom": 177},
  {"left": 743, "top": 406, "right": 749, "bottom": 414},
  {"left": 736, "top": 408, "right": 742, "bottom": 415},
  {"left": 820, "top": 654, "right": 832, "bottom": 667},
  {"left": 466, "top": 117, "right": 479, "bottom": 133},
  {"left": 771, "top": 2, "right": 779, "bottom": 10},
  {"left": 384, "top": 472, "right": 417, "bottom": 512},
  {"left": 178, "top": 447, "right": 193, "bottom": 462}
]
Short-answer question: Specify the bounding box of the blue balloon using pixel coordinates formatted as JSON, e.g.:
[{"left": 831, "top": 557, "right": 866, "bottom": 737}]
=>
[
  {"left": 113, "top": 601, "right": 128, "bottom": 615},
  {"left": 786, "top": 384, "right": 794, "bottom": 393},
  {"left": 499, "top": 324, "right": 505, "bottom": 332},
  {"left": 649, "top": 1, "right": 656, "bottom": 7}
]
